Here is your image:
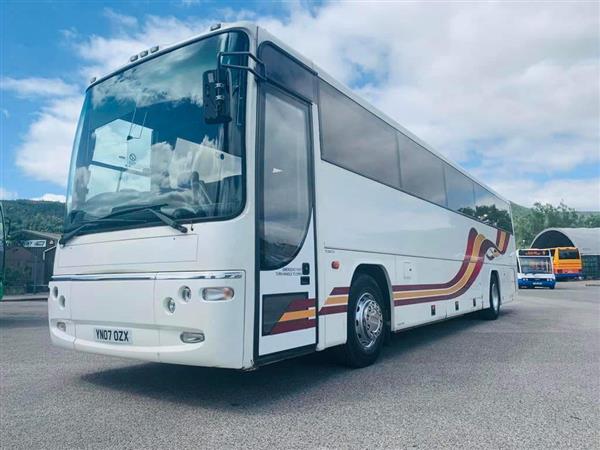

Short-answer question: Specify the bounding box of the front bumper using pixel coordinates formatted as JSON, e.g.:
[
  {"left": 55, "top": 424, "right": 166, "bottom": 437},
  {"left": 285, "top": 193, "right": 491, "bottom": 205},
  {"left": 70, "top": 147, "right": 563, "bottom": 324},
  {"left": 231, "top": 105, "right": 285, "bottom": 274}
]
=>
[
  {"left": 48, "top": 271, "right": 246, "bottom": 368},
  {"left": 518, "top": 278, "right": 555, "bottom": 288}
]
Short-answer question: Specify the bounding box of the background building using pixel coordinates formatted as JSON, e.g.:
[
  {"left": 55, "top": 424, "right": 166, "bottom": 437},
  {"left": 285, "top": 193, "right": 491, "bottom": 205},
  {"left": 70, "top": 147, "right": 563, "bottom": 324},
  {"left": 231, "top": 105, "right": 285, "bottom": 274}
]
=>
[
  {"left": 531, "top": 228, "right": 600, "bottom": 279},
  {"left": 5, "top": 230, "right": 59, "bottom": 294}
]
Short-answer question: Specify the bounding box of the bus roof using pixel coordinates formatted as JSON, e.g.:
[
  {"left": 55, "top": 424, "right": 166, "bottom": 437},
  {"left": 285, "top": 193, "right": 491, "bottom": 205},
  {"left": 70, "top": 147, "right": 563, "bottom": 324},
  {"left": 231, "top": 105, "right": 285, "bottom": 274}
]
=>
[{"left": 87, "top": 21, "right": 511, "bottom": 206}]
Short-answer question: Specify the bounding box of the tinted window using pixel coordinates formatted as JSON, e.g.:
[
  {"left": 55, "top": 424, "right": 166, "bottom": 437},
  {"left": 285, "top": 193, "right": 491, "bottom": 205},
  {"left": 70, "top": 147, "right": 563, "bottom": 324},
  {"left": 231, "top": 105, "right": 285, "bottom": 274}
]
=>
[
  {"left": 319, "top": 81, "right": 400, "bottom": 188},
  {"left": 475, "top": 185, "right": 512, "bottom": 232},
  {"left": 445, "top": 164, "right": 475, "bottom": 216},
  {"left": 559, "top": 249, "right": 580, "bottom": 259},
  {"left": 398, "top": 133, "right": 446, "bottom": 206},
  {"left": 261, "top": 44, "right": 315, "bottom": 101},
  {"left": 260, "top": 87, "right": 312, "bottom": 270}
]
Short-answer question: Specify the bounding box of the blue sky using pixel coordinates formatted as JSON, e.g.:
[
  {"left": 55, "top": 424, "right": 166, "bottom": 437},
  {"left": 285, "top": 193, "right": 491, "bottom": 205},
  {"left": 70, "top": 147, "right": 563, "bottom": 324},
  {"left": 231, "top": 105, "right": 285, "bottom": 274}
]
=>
[{"left": 1, "top": 1, "right": 599, "bottom": 209}]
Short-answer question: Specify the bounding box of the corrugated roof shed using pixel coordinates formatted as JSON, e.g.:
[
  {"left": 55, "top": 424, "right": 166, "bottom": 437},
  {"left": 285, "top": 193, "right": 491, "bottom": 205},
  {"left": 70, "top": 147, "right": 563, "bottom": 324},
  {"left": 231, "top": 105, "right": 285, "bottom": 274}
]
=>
[{"left": 531, "top": 228, "right": 600, "bottom": 255}]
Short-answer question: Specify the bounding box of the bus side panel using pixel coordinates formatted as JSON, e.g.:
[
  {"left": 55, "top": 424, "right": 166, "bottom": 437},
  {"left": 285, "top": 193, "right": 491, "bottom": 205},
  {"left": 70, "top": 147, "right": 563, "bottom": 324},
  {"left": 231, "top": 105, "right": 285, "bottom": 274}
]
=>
[{"left": 315, "top": 161, "right": 516, "bottom": 348}]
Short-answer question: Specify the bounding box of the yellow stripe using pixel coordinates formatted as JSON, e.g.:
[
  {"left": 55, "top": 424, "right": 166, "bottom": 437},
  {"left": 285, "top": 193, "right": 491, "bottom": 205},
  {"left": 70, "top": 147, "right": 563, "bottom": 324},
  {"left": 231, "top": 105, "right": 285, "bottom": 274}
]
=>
[
  {"left": 394, "top": 233, "right": 486, "bottom": 300},
  {"left": 497, "top": 232, "right": 506, "bottom": 251},
  {"left": 279, "top": 308, "right": 316, "bottom": 322},
  {"left": 325, "top": 295, "right": 348, "bottom": 306}
]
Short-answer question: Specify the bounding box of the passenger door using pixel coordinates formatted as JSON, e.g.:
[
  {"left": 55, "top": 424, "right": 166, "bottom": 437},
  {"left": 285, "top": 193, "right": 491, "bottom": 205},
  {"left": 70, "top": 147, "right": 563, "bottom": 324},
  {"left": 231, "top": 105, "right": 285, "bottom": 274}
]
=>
[{"left": 255, "top": 50, "right": 318, "bottom": 360}]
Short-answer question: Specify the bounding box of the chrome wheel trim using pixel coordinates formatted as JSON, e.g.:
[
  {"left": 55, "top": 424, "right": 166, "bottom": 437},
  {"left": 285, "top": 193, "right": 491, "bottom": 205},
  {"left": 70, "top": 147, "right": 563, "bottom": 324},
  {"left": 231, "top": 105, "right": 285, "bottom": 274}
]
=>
[
  {"left": 491, "top": 283, "right": 500, "bottom": 311},
  {"left": 354, "top": 292, "right": 383, "bottom": 350}
]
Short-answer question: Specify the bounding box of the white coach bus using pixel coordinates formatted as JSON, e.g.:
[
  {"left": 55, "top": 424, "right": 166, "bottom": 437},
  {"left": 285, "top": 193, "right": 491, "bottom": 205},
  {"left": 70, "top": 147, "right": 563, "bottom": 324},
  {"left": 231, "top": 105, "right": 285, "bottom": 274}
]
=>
[{"left": 49, "top": 22, "right": 516, "bottom": 369}]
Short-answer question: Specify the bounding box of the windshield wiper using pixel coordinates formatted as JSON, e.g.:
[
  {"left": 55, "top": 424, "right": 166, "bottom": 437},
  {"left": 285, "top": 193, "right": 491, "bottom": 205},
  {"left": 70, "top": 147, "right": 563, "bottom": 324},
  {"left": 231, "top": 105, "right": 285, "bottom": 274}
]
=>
[
  {"left": 145, "top": 208, "right": 188, "bottom": 234},
  {"left": 60, "top": 218, "right": 144, "bottom": 245},
  {"left": 60, "top": 204, "right": 186, "bottom": 245},
  {"left": 105, "top": 203, "right": 187, "bottom": 234}
]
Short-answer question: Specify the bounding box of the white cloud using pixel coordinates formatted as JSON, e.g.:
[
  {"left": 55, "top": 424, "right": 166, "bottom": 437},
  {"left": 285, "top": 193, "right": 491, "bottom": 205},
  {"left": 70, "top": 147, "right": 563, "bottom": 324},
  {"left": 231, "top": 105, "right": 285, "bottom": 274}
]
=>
[
  {"left": 0, "top": 188, "right": 18, "bottom": 200},
  {"left": 32, "top": 193, "right": 66, "bottom": 202},
  {"left": 7, "top": 3, "right": 600, "bottom": 210},
  {"left": 14, "top": 96, "right": 82, "bottom": 186},
  {"left": 491, "top": 178, "right": 600, "bottom": 211},
  {"left": 0, "top": 77, "right": 78, "bottom": 98}
]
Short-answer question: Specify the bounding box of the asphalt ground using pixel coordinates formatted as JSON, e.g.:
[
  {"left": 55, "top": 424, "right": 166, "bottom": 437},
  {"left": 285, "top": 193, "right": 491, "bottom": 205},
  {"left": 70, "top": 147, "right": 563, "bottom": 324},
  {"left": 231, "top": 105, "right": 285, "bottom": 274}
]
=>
[{"left": 1, "top": 282, "right": 598, "bottom": 449}]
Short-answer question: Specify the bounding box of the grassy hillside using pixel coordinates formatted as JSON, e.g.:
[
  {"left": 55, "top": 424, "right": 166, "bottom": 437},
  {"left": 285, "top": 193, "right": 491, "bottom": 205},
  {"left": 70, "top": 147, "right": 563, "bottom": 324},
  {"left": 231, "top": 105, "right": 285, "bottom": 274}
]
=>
[{"left": 1, "top": 200, "right": 66, "bottom": 238}]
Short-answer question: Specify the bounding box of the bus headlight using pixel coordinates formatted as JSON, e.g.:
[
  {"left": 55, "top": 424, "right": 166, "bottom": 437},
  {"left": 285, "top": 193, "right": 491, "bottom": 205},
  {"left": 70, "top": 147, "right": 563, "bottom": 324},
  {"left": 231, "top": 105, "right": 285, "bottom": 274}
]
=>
[
  {"left": 165, "top": 297, "right": 176, "bottom": 313},
  {"left": 201, "top": 287, "right": 234, "bottom": 301},
  {"left": 179, "top": 286, "right": 192, "bottom": 302}
]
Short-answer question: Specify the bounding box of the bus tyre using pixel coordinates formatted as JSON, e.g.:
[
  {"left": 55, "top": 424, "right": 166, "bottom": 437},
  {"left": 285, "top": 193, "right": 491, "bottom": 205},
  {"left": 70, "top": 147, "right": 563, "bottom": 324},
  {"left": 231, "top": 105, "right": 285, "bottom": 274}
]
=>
[
  {"left": 481, "top": 275, "right": 501, "bottom": 320},
  {"left": 338, "top": 274, "right": 385, "bottom": 368}
]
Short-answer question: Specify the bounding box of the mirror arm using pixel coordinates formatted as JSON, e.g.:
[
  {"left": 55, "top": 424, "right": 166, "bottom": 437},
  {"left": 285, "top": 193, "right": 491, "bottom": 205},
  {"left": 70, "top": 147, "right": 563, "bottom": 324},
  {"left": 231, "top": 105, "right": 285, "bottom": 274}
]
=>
[{"left": 217, "top": 51, "right": 266, "bottom": 82}]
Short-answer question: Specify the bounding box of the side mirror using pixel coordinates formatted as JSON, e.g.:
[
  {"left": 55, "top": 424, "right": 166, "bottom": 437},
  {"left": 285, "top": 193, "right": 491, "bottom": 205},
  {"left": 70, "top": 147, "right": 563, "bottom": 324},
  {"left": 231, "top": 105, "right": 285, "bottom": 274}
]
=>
[{"left": 203, "top": 69, "right": 232, "bottom": 124}]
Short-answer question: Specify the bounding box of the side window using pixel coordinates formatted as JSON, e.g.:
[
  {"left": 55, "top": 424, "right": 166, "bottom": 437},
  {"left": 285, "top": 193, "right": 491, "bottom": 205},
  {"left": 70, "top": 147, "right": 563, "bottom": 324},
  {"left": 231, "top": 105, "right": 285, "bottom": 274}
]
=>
[
  {"left": 261, "top": 44, "right": 315, "bottom": 101},
  {"left": 319, "top": 81, "right": 400, "bottom": 189},
  {"left": 475, "top": 185, "right": 513, "bottom": 233},
  {"left": 445, "top": 164, "right": 475, "bottom": 216},
  {"left": 398, "top": 133, "right": 447, "bottom": 206},
  {"left": 260, "top": 87, "right": 312, "bottom": 270}
]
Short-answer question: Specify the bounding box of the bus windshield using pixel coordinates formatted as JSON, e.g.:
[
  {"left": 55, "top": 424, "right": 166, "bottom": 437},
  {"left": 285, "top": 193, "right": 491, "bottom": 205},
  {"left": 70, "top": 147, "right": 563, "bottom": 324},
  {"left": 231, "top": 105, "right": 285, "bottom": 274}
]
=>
[
  {"left": 559, "top": 249, "right": 580, "bottom": 259},
  {"left": 65, "top": 31, "right": 249, "bottom": 233},
  {"left": 519, "top": 257, "right": 552, "bottom": 274}
]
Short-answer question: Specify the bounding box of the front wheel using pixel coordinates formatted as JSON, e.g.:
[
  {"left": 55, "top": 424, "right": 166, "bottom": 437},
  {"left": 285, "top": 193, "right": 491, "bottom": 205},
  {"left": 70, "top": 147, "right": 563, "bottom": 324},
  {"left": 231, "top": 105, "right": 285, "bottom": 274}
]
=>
[
  {"left": 481, "top": 275, "right": 501, "bottom": 320},
  {"left": 337, "top": 274, "right": 386, "bottom": 368}
]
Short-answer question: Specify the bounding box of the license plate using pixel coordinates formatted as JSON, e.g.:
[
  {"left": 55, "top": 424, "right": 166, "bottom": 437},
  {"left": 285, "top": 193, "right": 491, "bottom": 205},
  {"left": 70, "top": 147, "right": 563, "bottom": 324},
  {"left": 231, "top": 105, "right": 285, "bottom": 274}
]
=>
[
  {"left": 94, "top": 328, "right": 132, "bottom": 344},
  {"left": 533, "top": 282, "right": 542, "bottom": 285}
]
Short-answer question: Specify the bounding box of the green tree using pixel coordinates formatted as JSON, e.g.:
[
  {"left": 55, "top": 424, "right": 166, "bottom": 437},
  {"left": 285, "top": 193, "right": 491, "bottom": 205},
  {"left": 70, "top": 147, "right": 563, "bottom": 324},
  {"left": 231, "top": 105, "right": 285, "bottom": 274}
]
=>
[{"left": 512, "top": 201, "right": 599, "bottom": 248}]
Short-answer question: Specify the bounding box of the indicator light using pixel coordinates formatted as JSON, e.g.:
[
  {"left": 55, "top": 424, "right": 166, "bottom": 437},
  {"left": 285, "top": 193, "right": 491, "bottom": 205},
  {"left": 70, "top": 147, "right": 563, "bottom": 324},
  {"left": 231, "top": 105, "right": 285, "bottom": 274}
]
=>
[
  {"left": 180, "top": 332, "right": 205, "bottom": 344},
  {"left": 202, "top": 287, "right": 234, "bottom": 301},
  {"left": 57, "top": 322, "right": 66, "bottom": 332},
  {"left": 331, "top": 260, "right": 340, "bottom": 269},
  {"left": 58, "top": 295, "right": 66, "bottom": 309}
]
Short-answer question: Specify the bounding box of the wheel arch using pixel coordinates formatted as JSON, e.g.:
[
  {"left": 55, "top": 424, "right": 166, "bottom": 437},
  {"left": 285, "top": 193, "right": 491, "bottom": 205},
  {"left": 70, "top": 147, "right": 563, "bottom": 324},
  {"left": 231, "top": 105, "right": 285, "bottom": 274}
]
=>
[{"left": 351, "top": 264, "right": 393, "bottom": 334}]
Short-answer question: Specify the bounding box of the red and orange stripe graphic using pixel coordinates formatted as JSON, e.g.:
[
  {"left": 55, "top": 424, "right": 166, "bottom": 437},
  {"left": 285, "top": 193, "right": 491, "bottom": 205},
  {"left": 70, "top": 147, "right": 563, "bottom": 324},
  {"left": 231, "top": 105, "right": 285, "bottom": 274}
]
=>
[
  {"left": 320, "top": 228, "right": 510, "bottom": 314},
  {"left": 268, "top": 298, "right": 316, "bottom": 335}
]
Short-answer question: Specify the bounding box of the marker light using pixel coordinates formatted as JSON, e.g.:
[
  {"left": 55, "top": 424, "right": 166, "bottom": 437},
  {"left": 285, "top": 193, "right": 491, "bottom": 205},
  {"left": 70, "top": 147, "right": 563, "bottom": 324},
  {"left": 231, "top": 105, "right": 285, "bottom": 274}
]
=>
[
  {"left": 165, "top": 297, "right": 176, "bottom": 313},
  {"left": 202, "top": 287, "right": 234, "bottom": 301},
  {"left": 150, "top": 46, "right": 159, "bottom": 53},
  {"left": 129, "top": 54, "right": 138, "bottom": 62},
  {"left": 180, "top": 286, "right": 192, "bottom": 302},
  {"left": 180, "top": 332, "right": 205, "bottom": 344},
  {"left": 57, "top": 322, "right": 66, "bottom": 332},
  {"left": 210, "top": 23, "right": 221, "bottom": 31},
  {"left": 139, "top": 50, "right": 148, "bottom": 58},
  {"left": 331, "top": 260, "right": 340, "bottom": 269}
]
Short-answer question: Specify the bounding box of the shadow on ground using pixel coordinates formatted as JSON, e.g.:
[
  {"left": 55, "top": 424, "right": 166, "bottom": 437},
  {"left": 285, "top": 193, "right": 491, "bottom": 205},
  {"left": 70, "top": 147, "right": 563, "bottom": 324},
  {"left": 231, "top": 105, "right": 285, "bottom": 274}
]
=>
[{"left": 81, "top": 310, "right": 496, "bottom": 411}]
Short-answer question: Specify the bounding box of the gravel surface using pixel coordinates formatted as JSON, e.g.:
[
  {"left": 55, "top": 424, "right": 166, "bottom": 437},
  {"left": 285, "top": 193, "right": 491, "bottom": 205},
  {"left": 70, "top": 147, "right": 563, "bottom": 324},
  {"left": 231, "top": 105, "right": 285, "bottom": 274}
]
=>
[{"left": 1, "top": 282, "right": 598, "bottom": 449}]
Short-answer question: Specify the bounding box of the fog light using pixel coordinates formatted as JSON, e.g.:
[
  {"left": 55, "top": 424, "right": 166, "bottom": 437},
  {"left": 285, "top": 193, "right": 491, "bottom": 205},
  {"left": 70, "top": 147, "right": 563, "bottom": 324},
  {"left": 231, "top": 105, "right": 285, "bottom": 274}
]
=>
[
  {"left": 165, "top": 297, "right": 176, "bottom": 313},
  {"left": 180, "top": 286, "right": 192, "bottom": 302},
  {"left": 180, "top": 332, "right": 205, "bottom": 344},
  {"left": 57, "top": 321, "right": 66, "bottom": 332},
  {"left": 202, "top": 287, "right": 234, "bottom": 301}
]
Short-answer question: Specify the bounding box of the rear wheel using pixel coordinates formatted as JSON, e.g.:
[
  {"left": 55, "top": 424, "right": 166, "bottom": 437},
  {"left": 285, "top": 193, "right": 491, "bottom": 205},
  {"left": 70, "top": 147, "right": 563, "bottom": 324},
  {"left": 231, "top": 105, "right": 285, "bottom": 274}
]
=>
[
  {"left": 481, "top": 275, "right": 501, "bottom": 320},
  {"left": 338, "top": 274, "right": 385, "bottom": 368}
]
